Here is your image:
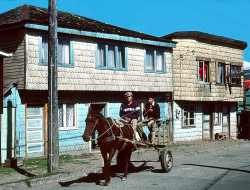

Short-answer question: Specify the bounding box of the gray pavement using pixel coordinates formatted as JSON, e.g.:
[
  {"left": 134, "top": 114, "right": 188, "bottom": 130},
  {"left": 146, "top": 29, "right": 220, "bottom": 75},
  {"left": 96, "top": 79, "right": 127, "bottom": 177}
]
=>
[{"left": 0, "top": 139, "right": 249, "bottom": 190}]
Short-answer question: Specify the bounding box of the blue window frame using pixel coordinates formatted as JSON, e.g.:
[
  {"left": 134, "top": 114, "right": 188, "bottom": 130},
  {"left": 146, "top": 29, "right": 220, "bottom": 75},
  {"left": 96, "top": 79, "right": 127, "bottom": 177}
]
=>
[
  {"left": 96, "top": 43, "right": 127, "bottom": 70},
  {"left": 145, "top": 49, "right": 166, "bottom": 73},
  {"left": 39, "top": 36, "right": 74, "bottom": 67}
]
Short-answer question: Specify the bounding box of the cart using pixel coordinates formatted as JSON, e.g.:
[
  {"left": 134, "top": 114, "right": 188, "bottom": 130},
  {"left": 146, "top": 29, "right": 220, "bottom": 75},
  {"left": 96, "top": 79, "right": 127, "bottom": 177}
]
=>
[{"left": 117, "top": 119, "right": 173, "bottom": 173}]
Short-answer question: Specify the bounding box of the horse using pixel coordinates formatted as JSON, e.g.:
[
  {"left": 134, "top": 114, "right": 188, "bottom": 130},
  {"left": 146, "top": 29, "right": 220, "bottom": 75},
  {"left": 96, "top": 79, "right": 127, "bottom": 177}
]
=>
[{"left": 82, "top": 108, "right": 134, "bottom": 186}]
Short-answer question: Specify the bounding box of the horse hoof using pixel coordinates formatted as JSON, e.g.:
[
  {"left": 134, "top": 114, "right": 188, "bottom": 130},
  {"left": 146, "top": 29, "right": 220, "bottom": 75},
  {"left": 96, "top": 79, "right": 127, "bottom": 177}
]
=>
[
  {"left": 104, "top": 181, "right": 110, "bottom": 186},
  {"left": 121, "top": 176, "right": 127, "bottom": 181}
]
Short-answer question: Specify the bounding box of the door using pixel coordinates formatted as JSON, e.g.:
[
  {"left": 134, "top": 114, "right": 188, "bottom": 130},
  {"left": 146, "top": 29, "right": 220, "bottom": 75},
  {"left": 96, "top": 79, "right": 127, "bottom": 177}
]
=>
[
  {"left": 202, "top": 114, "right": 211, "bottom": 139},
  {"left": 26, "top": 106, "right": 45, "bottom": 158},
  {"left": 222, "top": 106, "right": 230, "bottom": 137},
  {"left": 202, "top": 105, "right": 212, "bottom": 140}
]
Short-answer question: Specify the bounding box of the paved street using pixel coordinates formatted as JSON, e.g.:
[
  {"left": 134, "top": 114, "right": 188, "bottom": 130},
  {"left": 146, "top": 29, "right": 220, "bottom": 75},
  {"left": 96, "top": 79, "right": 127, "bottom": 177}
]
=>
[{"left": 27, "top": 143, "right": 250, "bottom": 190}]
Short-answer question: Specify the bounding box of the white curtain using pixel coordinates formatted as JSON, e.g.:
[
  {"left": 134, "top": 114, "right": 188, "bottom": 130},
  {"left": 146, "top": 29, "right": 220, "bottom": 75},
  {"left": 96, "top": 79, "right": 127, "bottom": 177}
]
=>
[
  {"left": 58, "top": 104, "right": 63, "bottom": 128},
  {"left": 117, "top": 47, "right": 124, "bottom": 69},
  {"left": 58, "top": 39, "right": 70, "bottom": 64},
  {"left": 108, "top": 45, "right": 115, "bottom": 68},
  {"left": 146, "top": 50, "right": 154, "bottom": 70},
  {"left": 156, "top": 52, "right": 164, "bottom": 71},
  {"left": 42, "top": 38, "right": 48, "bottom": 63},
  {"left": 66, "top": 104, "right": 74, "bottom": 127},
  {"left": 97, "top": 44, "right": 105, "bottom": 67},
  {"left": 218, "top": 63, "right": 222, "bottom": 83}
]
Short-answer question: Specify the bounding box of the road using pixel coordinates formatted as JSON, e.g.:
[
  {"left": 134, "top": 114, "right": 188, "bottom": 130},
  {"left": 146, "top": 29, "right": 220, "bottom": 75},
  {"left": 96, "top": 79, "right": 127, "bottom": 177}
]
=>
[{"left": 29, "top": 144, "right": 250, "bottom": 190}]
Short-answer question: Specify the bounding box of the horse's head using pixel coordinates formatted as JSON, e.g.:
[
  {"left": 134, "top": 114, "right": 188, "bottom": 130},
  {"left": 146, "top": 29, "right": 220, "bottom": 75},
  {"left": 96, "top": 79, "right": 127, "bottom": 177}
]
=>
[{"left": 82, "top": 112, "right": 100, "bottom": 142}]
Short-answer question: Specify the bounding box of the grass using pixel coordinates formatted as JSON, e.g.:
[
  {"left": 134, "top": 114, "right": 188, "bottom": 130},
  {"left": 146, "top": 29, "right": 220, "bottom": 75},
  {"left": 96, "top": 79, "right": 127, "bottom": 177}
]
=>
[{"left": 0, "top": 154, "right": 89, "bottom": 175}]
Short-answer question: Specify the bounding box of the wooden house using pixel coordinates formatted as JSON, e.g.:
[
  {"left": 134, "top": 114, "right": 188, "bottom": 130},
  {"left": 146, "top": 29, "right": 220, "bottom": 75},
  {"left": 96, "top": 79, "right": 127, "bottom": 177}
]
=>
[
  {"left": 0, "top": 5, "right": 175, "bottom": 162},
  {"left": 162, "top": 31, "right": 247, "bottom": 141}
]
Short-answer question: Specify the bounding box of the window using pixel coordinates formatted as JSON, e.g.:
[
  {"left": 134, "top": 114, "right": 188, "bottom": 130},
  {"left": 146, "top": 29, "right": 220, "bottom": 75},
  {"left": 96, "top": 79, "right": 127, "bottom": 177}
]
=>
[
  {"left": 217, "top": 62, "right": 225, "bottom": 84},
  {"left": 96, "top": 43, "right": 126, "bottom": 70},
  {"left": 39, "top": 36, "right": 74, "bottom": 67},
  {"left": 58, "top": 103, "right": 78, "bottom": 130},
  {"left": 231, "top": 65, "right": 241, "bottom": 85},
  {"left": 145, "top": 49, "right": 166, "bottom": 73},
  {"left": 198, "top": 61, "right": 209, "bottom": 82},
  {"left": 183, "top": 105, "right": 195, "bottom": 127},
  {"left": 214, "top": 104, "right": 220, "bottom": 125}
]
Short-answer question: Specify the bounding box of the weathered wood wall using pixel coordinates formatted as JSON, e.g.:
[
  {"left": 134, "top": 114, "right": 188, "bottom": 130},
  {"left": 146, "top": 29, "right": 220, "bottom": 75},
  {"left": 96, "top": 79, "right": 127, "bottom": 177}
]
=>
[
  {"left": 25, "top": 33, "right": 173, "bottom": 92},
  {"left": 172, "top": 38, "right": 244, "bottom": 102},
  {"left": 0, "top": 29, "right": 25, "bottom": 89}
]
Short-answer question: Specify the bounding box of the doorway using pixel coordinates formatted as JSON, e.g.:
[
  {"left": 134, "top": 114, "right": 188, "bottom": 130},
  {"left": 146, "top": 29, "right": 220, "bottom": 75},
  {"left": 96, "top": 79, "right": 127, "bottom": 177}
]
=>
[{"left": 26, "top": 106, "right": 45, "bottom": 158}]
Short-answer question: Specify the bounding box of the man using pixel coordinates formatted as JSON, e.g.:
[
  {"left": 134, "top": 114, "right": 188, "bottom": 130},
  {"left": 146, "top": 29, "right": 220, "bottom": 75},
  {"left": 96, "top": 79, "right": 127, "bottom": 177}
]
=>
[
  {"left": 142, "top": 95, "right": 160, "bottom": 143},
  {"left": 119, "top": 92, "right": 140, "bottom": 140}
]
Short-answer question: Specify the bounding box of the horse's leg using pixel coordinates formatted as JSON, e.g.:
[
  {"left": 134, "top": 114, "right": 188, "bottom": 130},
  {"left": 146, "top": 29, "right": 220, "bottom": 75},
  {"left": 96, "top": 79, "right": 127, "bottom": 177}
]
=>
[
  {"left": 102, "top": 149, "right": 116, "bottom": 186},
  {"left": 121, "top": 146, "right": 132, "bottom": 181}
]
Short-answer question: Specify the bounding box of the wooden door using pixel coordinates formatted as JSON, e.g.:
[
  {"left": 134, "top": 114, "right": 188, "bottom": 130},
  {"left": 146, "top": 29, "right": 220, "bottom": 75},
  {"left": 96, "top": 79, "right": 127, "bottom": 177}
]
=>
[
  {"left": 26, "top": 106, "right": 45, "bottom": 158},
  {"left": 202, "top": 114, "right": 211, "bottom": 139},
  {"left": 222, "top": 106, "right": 230, "bottom": 137}
]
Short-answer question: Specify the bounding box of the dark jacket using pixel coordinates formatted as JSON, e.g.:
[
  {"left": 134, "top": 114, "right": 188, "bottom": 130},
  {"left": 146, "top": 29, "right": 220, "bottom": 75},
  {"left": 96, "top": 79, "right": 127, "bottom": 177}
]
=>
[
  {"left": 143, "top": 102, "right": 160, "bottom": 119},
  {"left": 119, "top": 100, "right": 140, "bottom": 120}
]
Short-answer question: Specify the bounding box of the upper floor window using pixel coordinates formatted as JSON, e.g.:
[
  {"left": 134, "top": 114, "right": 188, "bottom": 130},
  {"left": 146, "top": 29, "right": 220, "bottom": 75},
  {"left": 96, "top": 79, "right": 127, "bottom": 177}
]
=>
[
  {"left": 145, "top": 49, "right": 166, "bottom": 73},
  {"left": 96, "top": 43, "right": 127, "bottom": 70},
  {"left": 231, "top": 65, "right": 241, "bottom": 86},
  {"left": 198, "top": 61, "right": 209, "bottom": 82},
  {"left": 217, "top": 62, "right": 225, "bottom": 84},
  {"left": 58, "top": 103, "right": 78, "bottom": 130},
  {"left": 183, "top": 104, "right": 195, "bottom": 127},
  {"left": 39, "top": 36, "right": 74, "bottom": 67}
]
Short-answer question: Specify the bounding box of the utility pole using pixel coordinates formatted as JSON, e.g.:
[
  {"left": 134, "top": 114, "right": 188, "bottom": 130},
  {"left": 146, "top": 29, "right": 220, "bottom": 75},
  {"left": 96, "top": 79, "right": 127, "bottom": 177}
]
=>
[{"left": 48, "top": 0, "right": 59, "bottom": 172}]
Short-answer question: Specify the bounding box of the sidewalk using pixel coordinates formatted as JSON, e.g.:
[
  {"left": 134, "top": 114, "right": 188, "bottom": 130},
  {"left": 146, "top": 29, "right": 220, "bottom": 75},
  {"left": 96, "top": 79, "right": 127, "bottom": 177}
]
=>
[{"left": 0, "top": 139, "right": 249, "bottom": 189}]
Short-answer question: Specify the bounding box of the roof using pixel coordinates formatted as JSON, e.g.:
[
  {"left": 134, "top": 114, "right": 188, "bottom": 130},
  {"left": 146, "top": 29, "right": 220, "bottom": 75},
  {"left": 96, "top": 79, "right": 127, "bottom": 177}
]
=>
[
  {"left": 244, "top": 70, "right": 250, "bottom": 80},
  {"left": 0, "top": 4, "right": 172, "bottom": 43},
  {"left": 161, "top": 31, "right": 247, "bottom": 50},
  {"left": 0, "top": 50, "right": 12, "bottom": 57},
  {"left": 3, "top": 79, "right": 18, "bottom": 95},
  {"left": 245, "top": 80, "right": 250, "bottom": 90}
]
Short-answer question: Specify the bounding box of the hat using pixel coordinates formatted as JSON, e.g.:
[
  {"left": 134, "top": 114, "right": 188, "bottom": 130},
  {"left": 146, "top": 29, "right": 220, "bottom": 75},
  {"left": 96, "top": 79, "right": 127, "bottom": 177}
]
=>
[{"left": 124, "top": 92, "right": 133, "bottom": 97}]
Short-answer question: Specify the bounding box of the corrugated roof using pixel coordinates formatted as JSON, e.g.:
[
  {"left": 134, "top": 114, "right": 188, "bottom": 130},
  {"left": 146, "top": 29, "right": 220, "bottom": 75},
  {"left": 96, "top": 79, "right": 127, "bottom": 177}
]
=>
[
  {"left": 161, "top": 31, "right": 247, "bottom": 50},
  {"left": 0, "top": 4, "right": 172, "bottom": 43}
]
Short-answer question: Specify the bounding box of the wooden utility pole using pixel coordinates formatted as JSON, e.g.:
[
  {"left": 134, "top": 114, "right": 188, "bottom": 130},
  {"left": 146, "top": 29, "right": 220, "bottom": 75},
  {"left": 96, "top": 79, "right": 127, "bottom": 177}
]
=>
[{"left": 48, "top": 0, "right": 59, "bottom": 172}]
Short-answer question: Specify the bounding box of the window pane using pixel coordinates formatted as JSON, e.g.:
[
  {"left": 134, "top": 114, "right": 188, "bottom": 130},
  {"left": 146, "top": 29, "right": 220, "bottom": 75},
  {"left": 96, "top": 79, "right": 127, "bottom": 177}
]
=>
[
  {"left": 218, "top": 63, "right": 225, "bottom": 84},
  {"left": 58, "top": 38, "right": 70, "bottom": 64},
  {"left": 42, "top": 38, "right": 48, "bottom": 63},
  {"left": 190, "top": 119, "right": 194, "bottom": 125},
  {"left": 156, "top": 51, "right": 164, "bottom": 72},
  {"left": 146, "top": 50, "right": 154, "bottom": 70},
  {"left": 117, "top": 46, "right": 125, "bottom": 69},
  {"left": 231, "top": 65, "right": 240, "bottom": 85},
  {"left": 58, "top": 104, "right": 63, "bottom": 128},
  {"left": 199, "top": 61, "right": 203, "bottom": 81},
  {"left": 97, "top": 44, "right": 105, "bottom": 67},
  {"left": 204, "top": 62, "right": 209, "bottom": 82},
  {"left": 66, "top": 104, "right": 75, "bottom": 127},
  {"left": 108, "top": 45, "right": 115, "bottom": 68}
]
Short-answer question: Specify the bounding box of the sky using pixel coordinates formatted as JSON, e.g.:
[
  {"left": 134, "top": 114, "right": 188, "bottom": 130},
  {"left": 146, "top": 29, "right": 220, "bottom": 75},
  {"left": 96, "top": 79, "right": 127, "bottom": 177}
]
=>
[{"left": 1, "top": 0, "right": 250, "bottom": 64}]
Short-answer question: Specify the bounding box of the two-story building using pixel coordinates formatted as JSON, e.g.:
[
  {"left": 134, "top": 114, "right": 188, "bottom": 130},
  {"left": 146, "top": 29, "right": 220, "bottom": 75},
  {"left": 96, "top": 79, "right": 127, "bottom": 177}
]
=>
[
  {"left": 0, "top": 5, "right": 175, "bottom": 163},
  {"left": 162, "top": 31, "right": 247, "bottom": 141}
]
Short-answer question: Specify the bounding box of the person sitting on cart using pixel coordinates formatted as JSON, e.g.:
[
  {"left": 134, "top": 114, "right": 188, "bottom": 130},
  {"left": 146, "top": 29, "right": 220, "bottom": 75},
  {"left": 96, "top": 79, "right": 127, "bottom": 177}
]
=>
[
  {"left": 140, "top": 94, "right": 160, "bottom": 143},
  {"left": 119, "top": 92, "right": 140, "bottom": 141}
]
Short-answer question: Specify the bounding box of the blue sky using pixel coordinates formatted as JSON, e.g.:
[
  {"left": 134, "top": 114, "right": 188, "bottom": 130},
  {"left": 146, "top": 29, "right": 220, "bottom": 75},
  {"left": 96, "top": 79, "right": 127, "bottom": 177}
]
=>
[{"left": 1, "top": 0, "right": 250, "bottom": 61}]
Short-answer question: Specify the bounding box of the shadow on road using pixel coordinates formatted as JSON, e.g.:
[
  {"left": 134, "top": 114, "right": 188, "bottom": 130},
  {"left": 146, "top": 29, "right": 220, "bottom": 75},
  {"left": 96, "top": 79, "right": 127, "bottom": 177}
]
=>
[
  {"left": 59, "top": 163, "right": 154, "bottom": 187},
  {"left": 183, "top": 163, "right": 250, "bottom": 173},
  {"left": 12, "top": 166, "right": 37, "bottom": 177}
]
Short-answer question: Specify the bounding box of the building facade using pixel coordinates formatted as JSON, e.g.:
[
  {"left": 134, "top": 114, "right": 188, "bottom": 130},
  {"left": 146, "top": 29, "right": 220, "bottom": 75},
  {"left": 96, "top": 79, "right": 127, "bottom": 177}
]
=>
[
  {"left": 162, "top": 31, "right": 247, "bottom": 141},
  {"left": 0, "top": 5, "right": 175, "bottom": 163}
]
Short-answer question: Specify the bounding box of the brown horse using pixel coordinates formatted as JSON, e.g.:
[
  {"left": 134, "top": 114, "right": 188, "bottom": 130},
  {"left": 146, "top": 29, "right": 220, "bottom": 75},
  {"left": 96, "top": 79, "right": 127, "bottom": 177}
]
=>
[{"left": 82, "top": 108, "right": 133, "bottom": 186}]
